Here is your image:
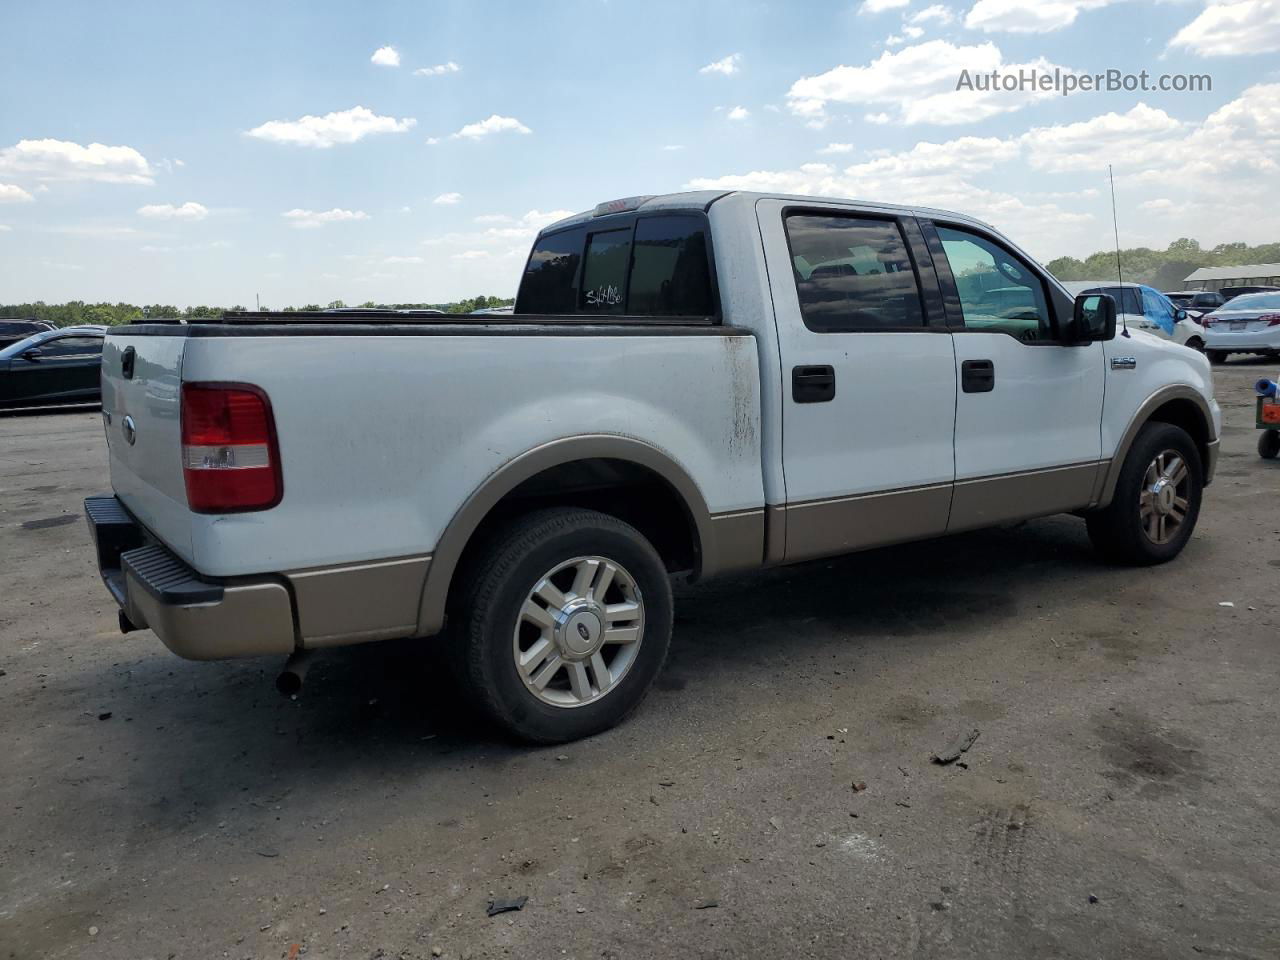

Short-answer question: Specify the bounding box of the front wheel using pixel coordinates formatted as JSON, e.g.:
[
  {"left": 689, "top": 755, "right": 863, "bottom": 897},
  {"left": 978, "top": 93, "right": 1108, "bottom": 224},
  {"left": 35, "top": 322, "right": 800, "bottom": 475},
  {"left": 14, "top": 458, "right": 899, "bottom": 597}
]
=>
[
  {"left": 1086, "top": 422, "right": 1203, "bottom": 565},
  {"left": 448, "top": 507, "right": 673, "bottom": 743},
  {"left": 1184, "top": 337, "right": 1204, "bottom": 353}
]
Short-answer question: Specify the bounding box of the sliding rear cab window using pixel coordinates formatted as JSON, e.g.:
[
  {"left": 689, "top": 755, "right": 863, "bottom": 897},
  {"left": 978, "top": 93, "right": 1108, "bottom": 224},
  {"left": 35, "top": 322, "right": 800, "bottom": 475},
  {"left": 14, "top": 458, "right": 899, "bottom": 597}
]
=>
[{"left": 515, "top": 215, "right": 716, "bottom": 318}]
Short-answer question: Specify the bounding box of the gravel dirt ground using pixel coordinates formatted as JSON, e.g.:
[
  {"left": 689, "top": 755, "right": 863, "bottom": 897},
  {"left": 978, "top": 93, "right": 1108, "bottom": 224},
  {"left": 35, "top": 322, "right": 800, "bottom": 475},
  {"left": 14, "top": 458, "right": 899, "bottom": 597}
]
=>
[{"left": 2, "top": 359, "right": 1278, "bottom": 960}]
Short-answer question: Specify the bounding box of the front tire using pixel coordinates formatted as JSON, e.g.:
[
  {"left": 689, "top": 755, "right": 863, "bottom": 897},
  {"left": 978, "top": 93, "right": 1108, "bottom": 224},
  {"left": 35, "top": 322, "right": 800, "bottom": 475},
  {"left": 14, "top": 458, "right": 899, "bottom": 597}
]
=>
[
  {"left": 1086, "top": 422, "right": 1203, "bottom": 565},
  {"left": 449, "top": 507, "right": 673, "bottom": 744},
  {"left": 1184, "top": 337, "right": 1204, "bottom": 353}
]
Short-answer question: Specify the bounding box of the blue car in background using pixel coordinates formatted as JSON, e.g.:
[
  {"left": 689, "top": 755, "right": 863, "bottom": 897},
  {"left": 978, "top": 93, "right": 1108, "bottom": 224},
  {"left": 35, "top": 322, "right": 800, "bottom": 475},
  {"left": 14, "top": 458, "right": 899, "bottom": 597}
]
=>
[{"left": 1062, "top": 281, "right": 1206, "bottom": 352}]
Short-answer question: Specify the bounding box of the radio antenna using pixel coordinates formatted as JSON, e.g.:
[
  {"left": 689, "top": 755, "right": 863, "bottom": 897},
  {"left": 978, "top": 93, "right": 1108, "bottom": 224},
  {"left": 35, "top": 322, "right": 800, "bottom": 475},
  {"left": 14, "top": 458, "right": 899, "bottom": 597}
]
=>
[{"left": 1109, "top": 164, "right": 1130, "bottom": 338}]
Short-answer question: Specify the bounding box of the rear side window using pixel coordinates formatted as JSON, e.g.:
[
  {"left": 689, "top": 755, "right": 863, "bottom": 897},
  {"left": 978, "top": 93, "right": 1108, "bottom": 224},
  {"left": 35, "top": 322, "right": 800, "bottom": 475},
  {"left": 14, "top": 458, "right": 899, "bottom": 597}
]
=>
[
  {"left": 628, "top": 216, "right": 714, "bottom": 317},
  {"left": 515, "top": 227, "right": 584, "bottom": 314},
  {"left": 515, "top": 215, "right": 717, "bottom": 318},
  {"left": 784, "top": 214, "right": 924, "bottom": 332},
  {"left": 579, "top": 228, "right": 631, "bottom": 314}
]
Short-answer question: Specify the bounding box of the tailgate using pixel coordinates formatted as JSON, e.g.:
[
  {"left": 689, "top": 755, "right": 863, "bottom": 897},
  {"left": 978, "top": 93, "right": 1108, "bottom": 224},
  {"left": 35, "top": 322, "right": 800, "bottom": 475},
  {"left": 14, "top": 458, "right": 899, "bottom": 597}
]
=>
[{"left": 100, "top": 332, "right": 194, "bottom": 563}]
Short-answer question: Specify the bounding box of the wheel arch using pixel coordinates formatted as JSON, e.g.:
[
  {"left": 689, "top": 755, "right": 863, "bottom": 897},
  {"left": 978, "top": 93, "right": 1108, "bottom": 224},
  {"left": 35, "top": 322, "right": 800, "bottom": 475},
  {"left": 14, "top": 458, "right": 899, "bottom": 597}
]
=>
[
  {"left": 1097, "top": 386, "right": 1216, "bottom": 509},
  {"left": 416, "top": 436, "right": 742, "bottom": 637}
]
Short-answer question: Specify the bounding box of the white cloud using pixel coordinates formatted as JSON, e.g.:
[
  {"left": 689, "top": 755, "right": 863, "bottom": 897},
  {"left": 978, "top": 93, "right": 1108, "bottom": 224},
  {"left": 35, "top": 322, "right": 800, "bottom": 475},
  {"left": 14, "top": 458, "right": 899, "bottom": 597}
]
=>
[
  {"left": 137, "top": 201, "right": 209, "bottom": 221},
  {"left": 818, "top": 143, "right": 855, "bottom": 154},
  {"left": 247, "top": 106, "right": 416, "bottom": 148},
  {"left": 787, "top": 40, "right": 1068, "bottom": 126},
  {"left": 281, "top": 208, "right": 371, "bottom": 229},
  {"left": 414, "top": 61, "right": 460, "bottom": 76},
  {"left": 700, "top": 53, "right": 742, "bottom": 75},
  {"left": 727, "top": 106, "right": 750, "bottom": 120},
  {"left": 384, "top": 255, "right": 424, "bottom": 263},
  {"left": 1170, "top": 0, "right": 1280, "bottom": 55},
  {"left": 1020, "top": 103, "right": 1184, "bottom": 173},
  {"left": 452, "top": 250, "right": 490, "bottom": 260},
  {"left": 860, "top": 0, "right": 909, "bottom": 12},
  {"left": 0, "top": 183, "right": 34, "bottom": 202},
  {"left": 866, "top": 112, "right": 893, "bottom": 124},
  {"left": 452, "top": 115, "right": 532, "bottom": 139},
  {"left": 371, "top": 45, "right": 401, "bottom": 67},
  {"left": 0, "top": 139, "right": 153, "bottom": 184},
  {"left": 965, "top": 0, "right": 1115, "bottom": 33},
  {"left": 0, "top": 224, "right": 10, "bottom": 231},
  {"left": 886, "top": 34, "right": 906, "bottom": 46},
  {"left": 909, "top": 4, "right": 957, "bottom": 24},
  {"left": 433, "top": 192, "right": 463, "bottom": 205},
  {"left": 661, "top": 144, "right": 685, "bottom": 151},
  {"left": 425, "top": 137, "right": 440, "bottom": 145},
  {"left": 474, "top": 213, "right": 514, "bottom": 223}
]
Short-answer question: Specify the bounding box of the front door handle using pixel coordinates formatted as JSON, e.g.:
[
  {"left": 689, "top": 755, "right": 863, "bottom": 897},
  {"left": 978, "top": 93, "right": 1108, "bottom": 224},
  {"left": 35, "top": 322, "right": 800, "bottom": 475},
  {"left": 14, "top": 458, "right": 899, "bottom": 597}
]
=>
[
  {"left": 792, "top": 365, "right": 836, "bottom": 403},
  {"left": 961, "top": 359, "right": 994, "bottom": 393}
]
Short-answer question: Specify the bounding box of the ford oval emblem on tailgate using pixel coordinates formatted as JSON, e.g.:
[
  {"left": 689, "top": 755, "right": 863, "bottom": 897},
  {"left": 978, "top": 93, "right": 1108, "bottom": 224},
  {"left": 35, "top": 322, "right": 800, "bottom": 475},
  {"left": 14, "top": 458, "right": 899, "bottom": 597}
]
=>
[
  {"left": 122, "top": 346, "right": 135, "bottom": 380},
  {"left": 123, "top": 415, "right": 137, "bottom": 446}
]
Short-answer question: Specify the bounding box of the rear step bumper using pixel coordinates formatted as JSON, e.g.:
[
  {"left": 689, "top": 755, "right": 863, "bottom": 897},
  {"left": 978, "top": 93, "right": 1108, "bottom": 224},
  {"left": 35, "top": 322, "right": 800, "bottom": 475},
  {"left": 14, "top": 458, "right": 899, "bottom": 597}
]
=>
[{"left": 84, "top": 496, "right": 295, "bottom": 660}]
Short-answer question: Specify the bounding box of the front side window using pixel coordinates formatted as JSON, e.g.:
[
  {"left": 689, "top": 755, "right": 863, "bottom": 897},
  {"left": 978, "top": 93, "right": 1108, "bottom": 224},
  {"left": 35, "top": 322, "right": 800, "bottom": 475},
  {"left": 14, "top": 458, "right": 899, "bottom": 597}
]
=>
[
  {"left": 578, "top": 228, "right": 631, "bottom": 314},
  {"left": 785, "top": 214, "right": 924, "bottom": 332},
  {"left": 41, "top": 336, "right": 103, "bottom": 357},
  {"left": 515, "top": 227, "right": 584, "bottom": 314},
  {"left": 936, "top": 226, "right": 1053, "bottom": 342}
]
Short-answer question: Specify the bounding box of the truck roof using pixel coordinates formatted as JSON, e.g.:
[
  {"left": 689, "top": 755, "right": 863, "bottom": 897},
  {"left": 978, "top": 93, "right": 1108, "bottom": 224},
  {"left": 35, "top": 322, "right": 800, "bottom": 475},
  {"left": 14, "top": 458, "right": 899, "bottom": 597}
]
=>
[{"left": 540, "top": 190, "right": 994, "bottom": 235}]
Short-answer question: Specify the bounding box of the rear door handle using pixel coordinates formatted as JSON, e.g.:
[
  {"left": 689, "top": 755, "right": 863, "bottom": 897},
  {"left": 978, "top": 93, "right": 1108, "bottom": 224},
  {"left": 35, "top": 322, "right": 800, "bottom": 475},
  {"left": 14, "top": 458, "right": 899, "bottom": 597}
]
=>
[
  {"left": 792, "top": 365, "right": 836, "bottom": 403},
  {"left": 961, "top": 359, "right": 994, "bottom": 393}
]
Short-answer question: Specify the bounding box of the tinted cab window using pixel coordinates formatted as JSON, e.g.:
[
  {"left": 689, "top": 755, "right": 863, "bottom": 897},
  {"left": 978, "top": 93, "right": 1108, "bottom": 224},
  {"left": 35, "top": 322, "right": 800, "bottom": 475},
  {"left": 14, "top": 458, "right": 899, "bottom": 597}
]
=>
[
  {"left": 515, "top": 215, "right": 716, "bottom": 318},
  {"left": 784, "top": 215, "right": 924, "bottom": 331}
]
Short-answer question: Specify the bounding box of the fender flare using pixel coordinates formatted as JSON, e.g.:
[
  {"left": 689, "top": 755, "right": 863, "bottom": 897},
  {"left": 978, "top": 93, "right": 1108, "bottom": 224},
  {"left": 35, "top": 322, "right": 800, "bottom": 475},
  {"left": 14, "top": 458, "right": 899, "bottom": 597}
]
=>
[
  {"left": 415, "top": 435, "right": 716, "bottom": 636},
  {"left": 1096, "top": 385, "right": 1216, "bottom": 509}
]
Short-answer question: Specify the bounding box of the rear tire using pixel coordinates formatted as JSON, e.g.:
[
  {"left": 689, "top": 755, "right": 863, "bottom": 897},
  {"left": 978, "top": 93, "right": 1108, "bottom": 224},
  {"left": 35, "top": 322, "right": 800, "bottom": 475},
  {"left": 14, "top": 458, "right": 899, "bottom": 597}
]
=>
[
  {"left": 448, "top": 507, "right": 673, "bottom": 744},
  {"left": 1206, "top": 350, "right": 1226, "bottom": 365},
  {"left": 1260, "top": 430, "right": 1280, "bottom": 460},
  {"left": 1086, "top": 422, "right": 1203, "bottom": 565}
]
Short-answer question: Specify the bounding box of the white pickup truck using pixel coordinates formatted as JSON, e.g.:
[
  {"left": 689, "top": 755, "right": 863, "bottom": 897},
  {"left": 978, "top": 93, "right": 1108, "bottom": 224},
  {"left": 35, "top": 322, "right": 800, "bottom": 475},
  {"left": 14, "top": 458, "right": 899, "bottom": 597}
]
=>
[{"left": 86, "top": 190, "right": 1220, "bottom": 743}]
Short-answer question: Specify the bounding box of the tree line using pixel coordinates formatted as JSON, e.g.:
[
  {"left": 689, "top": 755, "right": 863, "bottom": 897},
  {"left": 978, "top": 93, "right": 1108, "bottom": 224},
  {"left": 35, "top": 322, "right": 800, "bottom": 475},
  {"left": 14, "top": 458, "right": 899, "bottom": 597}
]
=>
[
  {"left": 4, "top": 237, "right": 1278, "bottom": 328},
  {"left": 1046, "top": 238, "right": 1280, "bottom": 290},
  {"left": 0, "top": 295, "right": 515, "bottom": 327}
]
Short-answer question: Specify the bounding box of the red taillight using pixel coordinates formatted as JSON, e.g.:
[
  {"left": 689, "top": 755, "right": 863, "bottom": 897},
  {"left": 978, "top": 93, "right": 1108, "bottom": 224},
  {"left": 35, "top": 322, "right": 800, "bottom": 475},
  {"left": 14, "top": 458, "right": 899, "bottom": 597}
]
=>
[
  {"left": 1261, "top": 314, "right": 1280, "bottom": 327},
  {"left": 180, "top": 383, "right": 282, "bottom": 513},
  {"left": 1202, "top": 314, "right": 1218, "bottom": 326}
]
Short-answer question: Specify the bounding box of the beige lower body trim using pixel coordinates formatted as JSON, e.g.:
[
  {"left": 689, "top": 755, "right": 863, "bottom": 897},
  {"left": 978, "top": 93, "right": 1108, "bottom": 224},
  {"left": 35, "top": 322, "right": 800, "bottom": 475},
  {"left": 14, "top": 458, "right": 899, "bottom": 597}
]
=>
[
  {"left": 128, "top": 573, "right": 295, "bottom": 661},
  {"left": 286, "top": 555, "right": 431, "bottom": 648},
  {"left": 1205, "top": 439, "right": 1219, "bottom": 485},
  {"left": 781, "top": 483, "right": 953, "bottom": 563},
  {"left": 947, "top": 462, "right": 1100, "bottom": 533},
  {"left": 702, "top": 509, "right": 765, "bottom": 575}
]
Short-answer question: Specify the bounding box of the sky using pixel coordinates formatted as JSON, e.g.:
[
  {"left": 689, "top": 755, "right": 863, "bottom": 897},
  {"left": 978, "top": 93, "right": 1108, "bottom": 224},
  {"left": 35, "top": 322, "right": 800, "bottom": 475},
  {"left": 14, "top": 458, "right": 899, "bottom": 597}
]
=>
[{"left": 0, "top": 0, "right": 1277, "bottom": 308}]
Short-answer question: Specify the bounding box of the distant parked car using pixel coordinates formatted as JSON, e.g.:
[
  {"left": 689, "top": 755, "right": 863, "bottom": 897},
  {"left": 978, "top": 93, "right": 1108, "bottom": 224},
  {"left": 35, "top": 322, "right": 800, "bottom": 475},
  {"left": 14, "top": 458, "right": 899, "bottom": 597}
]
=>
[
  {"left": 1221, "top": 285, "right": 1280, "bottom": 302},
  {"left": 0, "top": 319, "right": 56, "bottom": 351},
  {"left": 1164, "top": 290, "right": 1226, "bottom": 317},
  {"left": 0, "top": 325, "right": 107, "bottom": 409},
  {"left": 1062, "top": 281, "right": 1205, "bottom": 350},
  {"left": 1201, "top": 292, "right": 1280, "bottom": 363}
]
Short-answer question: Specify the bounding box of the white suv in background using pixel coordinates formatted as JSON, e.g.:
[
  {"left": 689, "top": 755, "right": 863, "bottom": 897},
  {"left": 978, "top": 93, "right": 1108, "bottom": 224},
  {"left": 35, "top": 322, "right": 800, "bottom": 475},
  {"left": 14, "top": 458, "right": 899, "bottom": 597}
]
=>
[{"left": 1063, "top": 281, "right": 1206, "bottom": 352}]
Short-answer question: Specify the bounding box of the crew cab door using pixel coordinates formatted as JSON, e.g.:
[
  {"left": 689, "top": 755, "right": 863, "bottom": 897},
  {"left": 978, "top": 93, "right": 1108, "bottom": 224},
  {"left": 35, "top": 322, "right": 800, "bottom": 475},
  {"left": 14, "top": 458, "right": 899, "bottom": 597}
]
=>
[
  {"left": 920, "top": 219, "right": 1104, "bottom": 531},
  {"left": 756, "top": 199, "right": 957, "bottom": 562}
]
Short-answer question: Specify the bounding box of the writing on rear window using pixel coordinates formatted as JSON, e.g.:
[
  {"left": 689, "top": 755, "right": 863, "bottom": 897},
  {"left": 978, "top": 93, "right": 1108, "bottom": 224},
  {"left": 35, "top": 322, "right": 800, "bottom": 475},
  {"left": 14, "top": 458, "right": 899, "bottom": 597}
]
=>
[{"left": 515, "top": 215, "right": 716, "bottom": 317}]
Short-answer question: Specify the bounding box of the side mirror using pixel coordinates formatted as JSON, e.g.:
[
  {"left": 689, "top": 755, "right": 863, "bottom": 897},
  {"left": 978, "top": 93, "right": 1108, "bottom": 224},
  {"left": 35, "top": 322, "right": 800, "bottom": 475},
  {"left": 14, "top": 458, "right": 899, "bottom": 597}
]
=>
[
  {"left": 20, "top": 347, "right": 42, "bottom": 362},
  {"left": 1174, "top": 307, "right": 1188, "bottom": 322},
  {"left": 1070, "top": 293, "right": 1116, "bottom": 343}
]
